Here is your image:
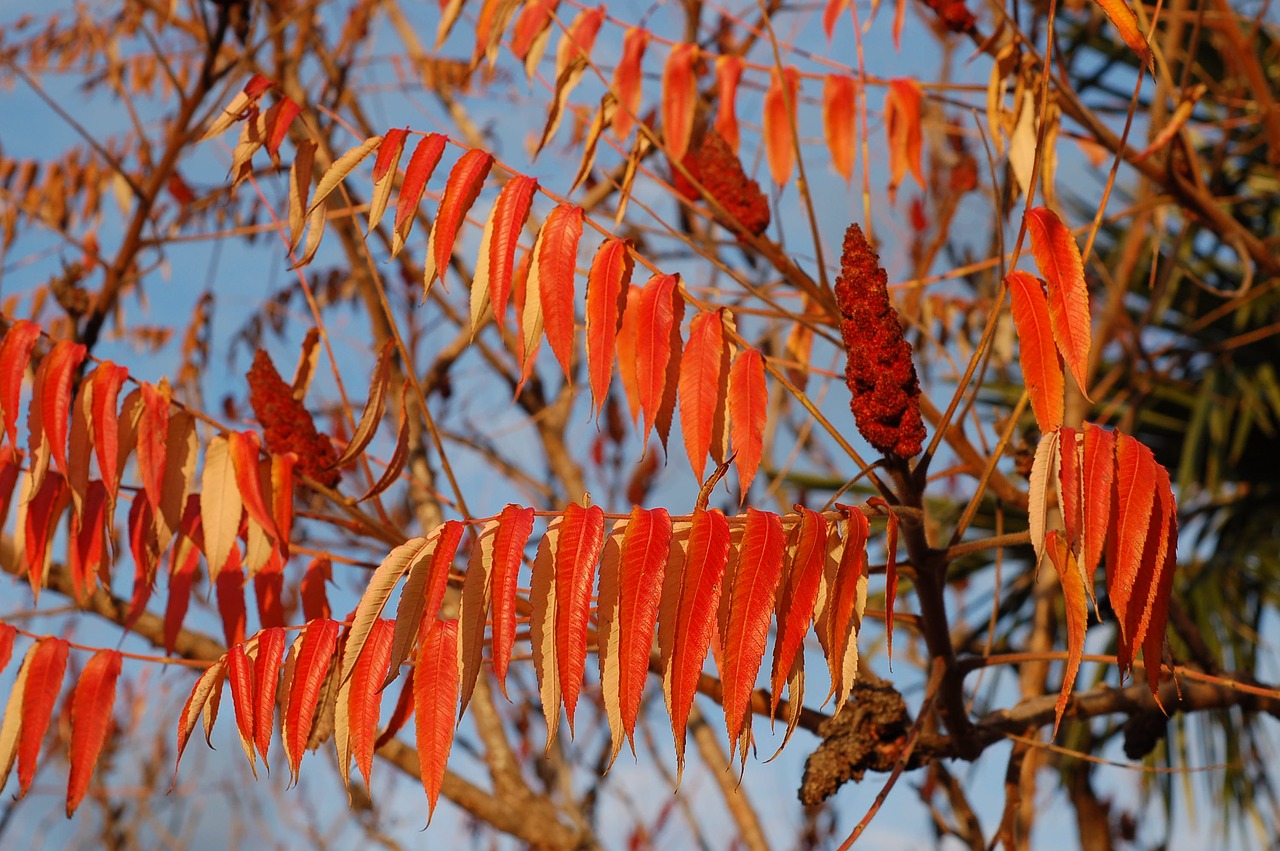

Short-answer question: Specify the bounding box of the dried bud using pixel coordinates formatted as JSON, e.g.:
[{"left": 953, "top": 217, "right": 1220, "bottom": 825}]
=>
[
  {"left": 246, "top": 349, "right": 341, "bottom": 487},
  {"left": 671, "top": 129, "right": 770, "bottom": 238},
  {"left": 835, "top": 224, "right": 926, "bottom": 459}
]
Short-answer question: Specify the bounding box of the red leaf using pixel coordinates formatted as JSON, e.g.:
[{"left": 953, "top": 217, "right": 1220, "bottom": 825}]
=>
[
  {"left": 125, "top": 496, "right": 158, "bottom": 629},
  {"left": 0, "top": 320, "right": 41, "bottom": 446},
  {"left": 555, "top": 502, "right": 606, "bottom": 732},
  {"left": 252, "top": 626, "right": 286, "bottom": 765},
  {"left": 264, "top": 96, "right": 301, "bottom": 159},
  {"left": 0, "top": 624, "right": 14, "bottom": 675},
  {"left": 347, "top": 618, "right": 394, "bottom": 789},
  {"left": 823, "top": 74, "right": 857, "bottom": 182},
  {"left": 172, "top": 659, "right": 224, "bottom": 788},
  {"left": 283, "top": 618, "right": 340, "bottom": 784},
  {"left": 661, "top": 508, "right": 730, "bottom": 777},
  {"left": 254, "top": 568, "right": 284, "bottom": 629},
  {"left": 24, "top": 472, "right": 69, "bottom": 599},
  {"left": 1107, "top": 432, "right": 1157, "bottom": 660},
  {"left": 586, "top": 238, "right": 634, "bottom": 417},
  {"left": 869, "top": 497, "right": 902, "bottom": 661},
  {"left": 425, "top": 148, "right": 494, "bottom": 292},
  {"left": 613, "top": 27, "right": 649, "bottom": 140},
  {"left": 390, "top": 521, "right": 465, "bottom": 682},
  {"left": 617, "top": 507, "right": 673, "bottom": 746},
  {"left": 770, "top": 509, "right": 827, "bottom": 717},
  {"left": 18, "top": 636, "right": 69, "bottom": 797},
  {"left": 415, "top": 618, "right": 459, "bottom": 820},
  {"left": 762, "top": 67, "right": 800, "bottom": 185},
  {"left": 1119, "top": 456, "right": 1175, "bottom": 674},
  {"left": 89, "top": 362, "right": 129, "bottom": 502},
  {"left": 372, "top": 127, "right": 409, "bottom": 183},
  {"left": 662, "top": 43, "right": 699, "bottom": 161},
  {"left": 375, "top": 666, "right": 415, "bottom": 750},
  {"left": 884, "top": 79, "right": 924, "bottom": 204},
  {"left": 472, "top": 174, "right": 537, "bottom": 335},
  {"left": 614, "top": 286, "right": 644, "bottom": 423},
  {"left": 719, "top": 507, "right": 785, "bottom": 750},
  {"left": 713, "top": 56, "right": 743, "bottom": 154},
  {"left": 229, "top": 430, "right": 279, "bottom": 541},
  {"left": 1046, "top": 530, "right": 1087, "bottom": 736},
  {"left": 823, "top": 506, "right": 869, "bottom": 704},
  {"left": 1141, "top": 468, "right": 1178, "bottom": 701},
  {"left": 510, "top": 0, "right": 559, "bottom": 70},
  {"left": 226, "top": 643, "right": 257, "bottom": 774},
  {"left": 636, "top": 274, "right": 680, "bottom": 448},
  {"left": 1081, "top": 423, "right": 1115, "bottom": 581},
  {"left": 679, "top": 310, "right": 728, "bottom": 481},
  {"left": 554, "top": 7, "right": 604, "bottom": 79},
  {"left": 1007, "top": 271, "right": 1065, "bottom": 433},
  {"left": 1025, "top": 207, "right": 1092, "bottom": 398},
  {"left": 1058, "top": 427, "right": 1083, "bottom": 558},
  {"left": 488, "top": 505, "right": 536, "bottom": 698},
  {"left": 823, "top": 0, "right": 849, "bottom": 39},
  {"left": 1092, "top": 0, "right": 1153, "bottom": 69},
  {"left": 215, "top": 564, "right": 247, "bottom": 647},
  {"left": 36, "top": 339, "right": 87, "bottom": 480},
  {"left": 729, "top": 348, "right": 768, "bottom": 497},
  {"left": 392, "top": 133, "right": 448, "bottom": 257},
  {"left": 164, "top": 499, "right": 203, "bottom": 653},
  {"left": 270, "top": 451, "right": 296, "bottom": 562},
  {"left": 533, "top": 204, "right": 585, "bottom": 382},
  {"left": 301, "top": 556, "right": 332, "bottom": 622}
]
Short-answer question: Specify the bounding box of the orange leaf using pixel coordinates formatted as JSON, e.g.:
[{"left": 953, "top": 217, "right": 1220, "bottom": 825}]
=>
[
  {"left": 415, "top": 618, "right": 459, "bottom": 820},
  {"left": 391, "top": 133, "right": 448, "bottom": 258},
  {"left": 332, "top": 341, "right": 393, "bottom": 468},
  {"left": 215, "top": 564, "right": 247, "bottom": 647},
  {"left": 264, "top": 96, "right": 300, "bottom": 159},
  {"left": 343, "top": 536, "right": 429, "bottom": 687},
  {"left": 662, "top": 43, "right": 699, "bottom": 161},
  {"left": 823, "top": 74, "right": 857, "bottom": 182},
  {"left": 770, "top": 509, "right": 827, "bottom": 717},
  {"left": 1007, "top": 271, "right": 1065, "bottom": 433},
  {"left": 1, "top": 320, "right": 41, "bottom": 446},
  {"left": 23, "top": 472, "right": 69, "bottom": 599},
  {"left": 530, "top": 516, "right": 563, "bottom": 746},
  {"left": 553, "top": 7, "right": 603, "bottom": 81},
  {"left": 229, "top": 430, "right": 279, "bottom": 542},
  {"left": 586, "top": 238, "right": 634, "bottom": 418},
  {"left": 307, "top": 136, "right": 382, "bottom": 216},
  {"left": 1141, "top": 468, "right": 1178, "bottom": 701},
  {"left": 617, "top": 507, "right": 673, "bottom": 747},
  {"left": 17, "top": 636, "right": 68, "bottom": 797},
  {"left": 729, "top": 348, "right": 768, "bottom": 497},
  {"left": 226, "top": 643, "right": 257, "bottom": 775},
  {"left": 533, "top": 204, "right": 584, "bottom": 381},
  {"left": 1058, "top": 427, "right": 1086, "bottom": 581},
  {"left": 613, "top": 27, "right": 649, "bottom": 140},
  {"left": 471, "top": 174, "right": 537, "bottom": 336},
  {"left": 164, "top": 502, "right": 202, "bottom": 654},
  {"left": 488, "top": 505, "right": 536, "bottom": 698},
  {"left": 823, "top": 506, "right": 869, "bottom": 705},
  {"left": 510, "top": 0, "right": 559, "bottom": 76},
  {"left": 636, "top": 274, "right": 681, "bottom": 448},
  {"left": 823, "top": 0, "right": 849, "bottom": 39},
  {"left": 367, "top": 127, "right": 409, "bottom": 234},
  {"left": 252, "top": 626, "right": 286, "bottom": 765},
  {"left": 661, "top": 507, "right": 730, "bottom": 778},
  {"left": 679, "top": 310, "right": 728, "bottom": 481},
  {"left": 300, "top": 556, "right": 331, "bottom": 622},
  {"left": 423, "top": 148, "right": 494, "bottom": 293},
  {"left": 375, "top": 667, "right": 415, "bottom": 751},
  {"left": 345, "top": 618, "right": 394, "bottom": 791},
  {"left": 1081, "top": 423, "right": 1115, "bottom": 583},
  {"left": 200, "top": 434, "right": 243, "bottom": 583},
  {"left": 1120, "top": 458, "right": 1175, "bottom": 675},
  {"left": 884, "top": 79, "right": 924, "bottom": 204},
  {"left": 0, "top": 624, "right": 14, "bottom": 675},
  {"left": 762, "top": 67, "right": 800, "bottom": 185},
  {"left": 555, "top": 502, "right": 606, "bottom": 733},
  {"left": 1046, "top": 530, "right": 1086, "bottom": 736},
  {"left": 458, "top": 520, "right": 498, "bottom": 715},
  {"left": 0, "top": 641, "right": 35, "bottom": 791},
  {"left": 1025, "top": 207, "right": 1092, "bottom": 397},
  {"left": 88, "top": 362, "right": 128, "bottom": 503},
  {"left": 36, "top": 338, "right": 87, "bottom": 481},
  {"left": 719, "top": 507, "right": 785, "bottom": 750},
  {"left": 1092, "top": 0, "right": 1153, "bottom": 69},
  {"left": 1107, "top": 432, "right": 1156, "bottom": 660},
  {"left": 172, "top": 658, "right": 224, "bottom": 788},
  {"left": 615, "top": 286, "right": 644, "bottom": 424},
  {"left": 390, "top": 521, "right": 464, "bottom": 683},
  {"left": 869, "top": 497, "right": 901, "bottom": 661},
  {"left": 713, "top": 56, "right": 743, "bottom": 154},
  {"left": 283, "top": 618, "right": 340, "bottom": 784}
]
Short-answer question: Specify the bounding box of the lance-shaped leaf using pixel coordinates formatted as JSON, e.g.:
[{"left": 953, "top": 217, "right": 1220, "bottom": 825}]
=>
[
  {"left": 88, "top": 361, "right": 128, "bottom": 502},
  {"left": 471, "top": 174, "right": 537, "bottom": 337},
  {"left": 343, "top": 618, "right": 394, "bottom": 792},
  {"left": 1120, "top": 458, "right": 1175, "bottom": 673},
  {"left": 1142, "top": 468, "right": 1178, "bottom": 701},
  {"left": 157, "top": 409, "right": 196, "bottom": 556},
  {"left": 226, "top": 643, "right": 257, "bottom": 775},
  {"left": 586, "top": 237, "right": 634, "bottom": 417},
  {"left": 1058, "top": 427, "right": 1084, "bottom": 557},
  {"left": 871, "top": 497, "right": 902, "bottom": 661},
  {"left": 762, "top": 67, "right": 800, "bottom": 185},
  {"left": 375, "top": 667, "right": 415, "bottom": 752},
  {"left": 216, "top": 565, "right": 247, "bottom": 647},
  {"left": 596, "top": 521, "right": 625, "bottom": 763},
  {"left": 662, "top": 43, "right": 699, "bottom": 161},
  {"left": 415, "top": 618, "right": 459, "bottom": 820},
  {"left": 17, "top": 636, "right": 68, "bottom": 797},
  {"left": 423, "top": 149, "right": 494, "bottom": 294},
  {"left": 307, "top": 136, "right": 381, "bottom": 215},
  {"left": 533, "top": 204, "right": 584, "bottom": 381},
  {"left": 201, "top": 74, "right": 272, "bottom": 140},
  {"left": 35, "top": 338, "right": 87, "bottom": 483},
  {"left": 391, "top": 133, "right": 448, "bottom": 258},
  {"left": 1046, "top": 530, "right": 1087, "bottom": 736},
  {"left": 714, "top": 56, "right": 743, "bottom": 154},
  {"left": 729, "top": 348, "right": 768, "bottom": 497},
  {"left": 0, "top": 641, "right": 35, "bottom": 791},
  {"left": 172, "top": 658, "right": 225, "bottom": 788},
  {"left": 332, "top": 340, "right": 393, "bottom": 469},
  {"left": 823, "top": 74, "right": 857, "bottom": 182},
  {"left": 264, "top": 96, "right": 301, "bottom": 160},
  {"left": 615, "top": 286, "right": 644, "bottom": 423},
  {"left": 201, "top": 434, "right": 243, "bottom": 583},
  {"left": 824, "top": 507, "right": 869, "bottom": 705},
  {"left": 553, "top": 6, "right": 603, "bottom": 80},
  {"left": 458, "top": 520, "right": 499, "bottom": 715},
  {"left": 660, "top": 507, "right": 730, "bottom": 778},
  {"left": 270, "top": 452, "right": 296, "bottom": 562},
  {"left": 432, "top": 158, "right": 501, "bottom": 293},
  {"left": 1008, "top": 271, "right": 1065, "bottom": 432},
  {"left": 300, "top": 557, "right": 331, "bottom": 622},
  {"left": 283, "top": 618, "right": 340, "bottom": 785},
  {"left": 554, "top": 503, "right": 605, "bottom": 733},
  {"left": 228, "top": 430, "right": 278, "bottom": 543},
  {"left": 720, "top": 507, "right": 785, "bottom": 750},
  {"left": 884, "top": 79, "right": 924, "bottom": 203},
  {"left": 613, "top": 27, "right": 649, "bottom": 140},
  {"left": 679, "top": 310, "right": 728, "bottom": 481},
  {"left": 1107, "top": 432, "right": 1157, "bottom": 653},
  {"left": 0, "top": 625, "right": 14, "bottom": 675},
  {"left": 636, "top": 274, "right": 680, "bottom": 448},
  {"left": 1093, "top": 0, "right": 1153, "bottom": 69},
  {"left": 510, "top": 0, "right": 559, "bottom": 78},
  {"left": 164, "top": 503, "right": 203, "bottom": 654},
  {"left": 1081, "top": 423, "right": 1115, "bottom": 582},
  {"left": 823, "top": 0, "right": 849, "bottom": 39},
  {"left": 287, "top": 140, "right": 317, "bottom": 253},
  {"left": 390, "top": 522, "right": 464, "bottom": 682},
  {"left": 615, "top": 507, "right": 672, "bottom": 747},
  {"left": 367, "top": 128, "right": 409, "bottom": 235},
  {"left": 770, "top": 509, "right": 827, "bottom": 717},
  {"left": 1026, "top": 207, "right": 1092, "bottom": 397},
  {"left": 570, "top": 94, "right": 615, "bottom": 194},
  {"left": 1028, "top": 429, "right": 1061, "bottom": 570},
  {"left": 24, "top": 472, "right": 69, "bottom": 599},
  {"left": 343, "top": 536, "right": 427, "bottom": 684},
  {"left": 1, "top": 320, "right": 42, "bottom": 446},
  {"left": 488, "top": 505, "right": 536, "bottom": 697},
  {"left": 252, "top": 626, "right": 286, "bottom": 765}
]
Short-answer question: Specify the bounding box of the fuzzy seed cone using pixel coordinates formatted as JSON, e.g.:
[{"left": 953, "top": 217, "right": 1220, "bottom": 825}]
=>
[{"left": 247, "top": 350, "right": 341, "bottom": 487}]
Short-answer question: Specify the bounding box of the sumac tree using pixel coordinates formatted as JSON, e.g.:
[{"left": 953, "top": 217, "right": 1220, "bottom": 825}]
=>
[{"left": 1, "top": 0, "right": 1278, "bottom": 848}]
